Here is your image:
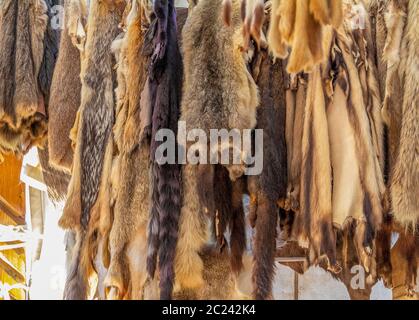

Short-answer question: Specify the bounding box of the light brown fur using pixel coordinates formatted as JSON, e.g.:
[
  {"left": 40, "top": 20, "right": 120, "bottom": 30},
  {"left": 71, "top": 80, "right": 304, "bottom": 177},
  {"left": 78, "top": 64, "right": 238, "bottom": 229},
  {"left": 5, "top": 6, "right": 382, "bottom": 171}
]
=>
[{"left": 176, "top": 0, "right": 259, "bottom": 291}]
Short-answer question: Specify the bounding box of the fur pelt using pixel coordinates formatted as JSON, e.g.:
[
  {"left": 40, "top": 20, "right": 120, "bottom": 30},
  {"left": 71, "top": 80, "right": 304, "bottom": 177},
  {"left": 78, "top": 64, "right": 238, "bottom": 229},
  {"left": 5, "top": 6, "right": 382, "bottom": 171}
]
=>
[
  {"left": 176, "top": 0, "right": 259, "bottom": 292},
  {"left": 222, "top": 0, "right": 265, "bottom": 49},
  {"left": 0, "top": 0, "right": 49, "bottom": 158},
  {"left": 389, "top": 0, "right": 419, "bottom": 230},
  {"left": 48, "top": 0, "right": 86, "bottom": 172},
  {"left": 286, "top": 1, "right": 386, "bottom": 274},
  {"left": 104, "top": 0, "right": 152, "bottom": 300},
  {"left": 144, "top": 245, "right": 254, "bottom": 300},
  {"left": 59, "top": 0, "right": 125, "bottom": 300},
  {"left": 38, "top": 147, "right": 71, "bottom": 204},
  {"left": 246, "top": 46, "right": 287, "bottom": 299},
  {"left": 145, "top": 0, "right": 183, "bottom": 300},
  {"left": 267, "top": 0, "right": 343, "bottom": 73}
]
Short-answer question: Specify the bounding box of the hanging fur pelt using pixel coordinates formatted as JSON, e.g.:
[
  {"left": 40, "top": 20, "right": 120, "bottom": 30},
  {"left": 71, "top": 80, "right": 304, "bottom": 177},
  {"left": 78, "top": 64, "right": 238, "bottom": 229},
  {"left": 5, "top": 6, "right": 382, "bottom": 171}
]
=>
[
  {"left": 143, "top": 0, "right": 183, "bottom": 300},
  {"left": 59, "top": 0, "right": 125, "bottom": 300},
  {"left": 222, "top": 0, "right": 265, "bottom": 49},
  {"left": 0, "top": 0, "right": 49, "bottom": 159},
  {"left": 247, "top": 45, "right": 288, "bottom": 299},
  {"left": 176, "top": 0, "right": 259, "bottom": 292},
  {"left": 267, "top": 0, "right": 343, "bottom": 74},
  {"left": 103, "top": 0, "right": 153, "bottom": 300},
  {"left": 48, "top": 0, "right": 88, "bottom": 172},
  {"left": 387, "top": 0, "right": 419, "bottom": 230}
]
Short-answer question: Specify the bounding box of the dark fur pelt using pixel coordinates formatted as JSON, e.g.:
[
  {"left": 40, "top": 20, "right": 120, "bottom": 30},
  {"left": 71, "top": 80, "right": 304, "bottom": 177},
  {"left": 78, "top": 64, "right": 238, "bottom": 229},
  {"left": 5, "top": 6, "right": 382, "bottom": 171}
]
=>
[
  {"left": 0, "top": 0, "right": 49, "bottom": 158},
  {"left": 246, "top": 46, "right": 287, "bottom": 299},
  {"left": 38, "top": 0, "right": 61, "bottom": 105},
  {"left": 59, "top": 0, "right": 124, "bottom": 300},
  {"left": 48, "top": 0, "right": 85, "bottom": 171},
  {"left": 145, "top": 0, "right": 183, "bottom": 300}
]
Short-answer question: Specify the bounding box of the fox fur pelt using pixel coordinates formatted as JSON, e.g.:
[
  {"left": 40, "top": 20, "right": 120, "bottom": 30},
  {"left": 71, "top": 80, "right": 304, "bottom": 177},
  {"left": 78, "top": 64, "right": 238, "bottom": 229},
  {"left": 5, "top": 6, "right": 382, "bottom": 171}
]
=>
[
  {"left": 59, "top": 0, "right": 125, "bottom": 300},
  {"left": 246, "top": 47, "right": 287, "bottom": 299},
  {"left": 103, "top": 0, "right": 154, "bottom": 300},
  {"left": 267, "top": 0, "right": 343, "bottom": 73},
  {"left": 48, "top": 0, "right": 88, "bottom": 171},
  {"left": 176, "top": 0, "right": 258, "bottom": 292},
  {"left": 0, "top": 0, "right": 49, "bottom": 159}
]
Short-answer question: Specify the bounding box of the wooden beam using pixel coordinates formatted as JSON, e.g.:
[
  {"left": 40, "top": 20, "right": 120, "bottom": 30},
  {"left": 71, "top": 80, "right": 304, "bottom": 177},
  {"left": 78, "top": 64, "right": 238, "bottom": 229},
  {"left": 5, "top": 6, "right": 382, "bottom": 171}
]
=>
[
  {"left": 0, "top": 194, "right": 25, "bottom": 225},
  {"left": 0, "top": 243, "right": 26, "bottom": 252},
  {"left": 0, "top": 252, "right": 25, "bottom": 283}
]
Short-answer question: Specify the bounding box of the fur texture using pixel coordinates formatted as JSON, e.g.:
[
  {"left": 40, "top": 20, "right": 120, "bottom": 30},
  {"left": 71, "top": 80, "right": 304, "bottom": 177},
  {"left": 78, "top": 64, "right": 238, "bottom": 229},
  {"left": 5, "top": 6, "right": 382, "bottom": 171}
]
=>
[
  {"left": 59, "top": 0, "right": 124, "bottom": 300},
  {"left": 175, "top": 0, "right": 259, "bottom": 292},
  {"left": 390, "top": 0, "right": 419, "bottom": 229},
  {"left": 48, "top": 0, "right": 85, "bottom": 171},
  {"left": 247, "top": 45, "right": 287, "bottom": 299},
  {"left": 102, "top": 0, "right": 151, "bottom": 300},
  {"left": 145, "top": 0, "right": 183, "bottom": 300},
  {"left": 0, "top": 0, "right": 49, "bottom": 158},
  {"left": 267, "top": 0, "right": 343, "bottom": 73}
]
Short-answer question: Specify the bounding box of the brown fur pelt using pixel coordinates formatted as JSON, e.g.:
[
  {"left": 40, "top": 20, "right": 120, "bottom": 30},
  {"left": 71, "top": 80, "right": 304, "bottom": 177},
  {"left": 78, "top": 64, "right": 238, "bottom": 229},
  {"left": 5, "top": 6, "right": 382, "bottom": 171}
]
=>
[
  {"left": 144, "top": 245, "right": 254, "bottom": 300},
  {"left": 292, "top": 64, "right": 337, "bottom": 269},
  {"left": 38, "top": 147, "right": 71, "bottom": 204},
  {"left": 267, "top": 0, "right": 343, "bottom": 73},
  {"left": 388, "top": 0, "right": 419, "bottom": 230},
  {"left": 176, "top": 0, "right": 258, "bottom": 292},
  {"left": 144, "top": 0, "right": 183, "bottom": 300},
  {"left": 222, "top": 0, "right": 266, "bottom": 49},
  {"left": 391, "top": 230, "right": 419, "bottom": 298},
  {"left": 0, "top": 0, "right": 49, "bottom": 159},
  {"left": 287, "top": 1, "right": 386, "bottom": 274},
  {"left": 48, "top": 0, "right": 87, "bottom": 172},
  {"left": 59, "top": 0, "right": 125, "bottom": 300},
  {"left": 246, "top": 45, "right": 287, "bottom": 299},
  {"left": 103, "top": 0, "right": 153, "bottom": 300}
]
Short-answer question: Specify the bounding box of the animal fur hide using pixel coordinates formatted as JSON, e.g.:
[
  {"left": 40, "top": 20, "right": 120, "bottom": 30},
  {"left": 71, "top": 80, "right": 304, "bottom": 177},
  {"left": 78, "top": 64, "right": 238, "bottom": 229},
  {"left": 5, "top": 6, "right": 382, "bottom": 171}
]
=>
[
  {"left": 222, "top": 0, "right": 265, "bottom": 49},
  {"left": 286, "top": 1, "right": 386, "bottom": 275},
  {"left": 103, "top": 0, "right": 154, "bottom": 301},
  {"left": 267, "top": 0, "right": 343, "bottom": 73},
  {"left": 247, "top": 46, "right": 288, "bottom": 299},
  {"left": 176, "top": 0, "right": 258, "bottom": 292},
  {"left": 0, "top": 0, "right": 49, "bottom": 159},
  {"left": 144, "top": 245, "right": 254, "bottom": 300},
  {"left": 143, "top": 0, "right": 183, "bottom": 300},
  {"left": 388, "top": 0, "right": 419, "bottom": 230},
  {"left": 59, "top": 0, "right": 125, "bottom": 300},
  {"left": 48, "top": 0, "right": 87, "bottom": 172}
]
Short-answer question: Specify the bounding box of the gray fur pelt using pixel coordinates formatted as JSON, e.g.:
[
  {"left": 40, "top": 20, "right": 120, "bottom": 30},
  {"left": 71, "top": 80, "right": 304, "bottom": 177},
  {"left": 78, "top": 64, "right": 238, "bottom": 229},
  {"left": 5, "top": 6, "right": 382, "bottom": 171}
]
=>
[{"left": 59, "top": 0, "right": 124, "bottom": 300}]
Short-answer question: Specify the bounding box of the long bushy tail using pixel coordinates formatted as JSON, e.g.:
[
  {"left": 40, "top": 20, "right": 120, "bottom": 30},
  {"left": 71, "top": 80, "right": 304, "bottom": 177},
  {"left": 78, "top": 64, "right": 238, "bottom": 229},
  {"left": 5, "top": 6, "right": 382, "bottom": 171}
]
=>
[{"left": 146, "top": 0, "right": 183, "bottom": 300}]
